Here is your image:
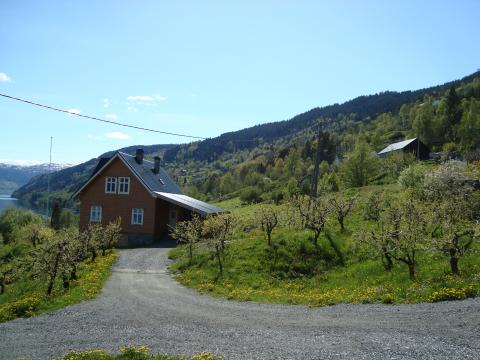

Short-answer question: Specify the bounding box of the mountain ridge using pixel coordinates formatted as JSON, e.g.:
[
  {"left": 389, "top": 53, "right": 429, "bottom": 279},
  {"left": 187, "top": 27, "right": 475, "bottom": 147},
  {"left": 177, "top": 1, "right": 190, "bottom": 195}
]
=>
[{"left": 11, "top": 70, "right": 480, "bottom": 211}]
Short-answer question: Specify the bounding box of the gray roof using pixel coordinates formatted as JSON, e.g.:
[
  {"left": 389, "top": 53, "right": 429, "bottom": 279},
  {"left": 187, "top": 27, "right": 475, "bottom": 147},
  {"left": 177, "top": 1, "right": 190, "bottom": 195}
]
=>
[
  {"left": 75, "top": 151, "right": 224, "bottom": 216},
  {"left": 154, "top": 191, "right": 225, "bottom": 216},
  {"left": 117, "top": 152, "right": 182, "bottom": 194},
  {"left": 378, "top": 138, "right": 417, "bottom": 155}
]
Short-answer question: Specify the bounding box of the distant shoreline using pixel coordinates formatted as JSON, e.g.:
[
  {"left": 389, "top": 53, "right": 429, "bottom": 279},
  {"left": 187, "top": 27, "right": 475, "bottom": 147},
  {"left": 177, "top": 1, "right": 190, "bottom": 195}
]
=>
[{"left": 0, "top": 195, "right": 18, "bottom": 200}]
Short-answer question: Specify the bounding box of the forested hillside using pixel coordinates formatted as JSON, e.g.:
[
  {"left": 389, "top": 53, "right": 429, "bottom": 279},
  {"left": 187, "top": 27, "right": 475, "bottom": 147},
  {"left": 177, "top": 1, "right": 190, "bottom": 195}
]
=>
[{"left": 13, "top": 71, "right": 480, "bottom": 211}]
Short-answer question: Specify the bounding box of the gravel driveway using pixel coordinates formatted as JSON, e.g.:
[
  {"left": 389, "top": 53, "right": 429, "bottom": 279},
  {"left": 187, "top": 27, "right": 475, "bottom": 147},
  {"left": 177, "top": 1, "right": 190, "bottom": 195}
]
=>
[{"left": 0, "top": 245, "right": 479, "bottom": 360}]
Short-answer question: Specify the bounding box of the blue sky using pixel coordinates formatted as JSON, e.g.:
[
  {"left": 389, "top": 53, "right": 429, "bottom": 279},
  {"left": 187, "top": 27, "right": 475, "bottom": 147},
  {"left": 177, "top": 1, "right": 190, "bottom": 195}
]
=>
[{"left": 1, "top": 0, "right": 479, "bottom": 165}]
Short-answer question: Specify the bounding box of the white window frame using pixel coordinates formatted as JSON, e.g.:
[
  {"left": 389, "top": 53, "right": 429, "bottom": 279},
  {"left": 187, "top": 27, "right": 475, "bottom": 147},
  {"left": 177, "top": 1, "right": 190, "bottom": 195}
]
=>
[
  {"left": 105, "top": 177, "right": 117, "bottom": 194},
  {"left": 131, "top": 208, "right": 144, "bottom": 225},
  {"left": 90, "top": 205, "right": 102, "bottom": 223},
  {"left": 118, "top": 177, "right": 130, "bottom": 195}
]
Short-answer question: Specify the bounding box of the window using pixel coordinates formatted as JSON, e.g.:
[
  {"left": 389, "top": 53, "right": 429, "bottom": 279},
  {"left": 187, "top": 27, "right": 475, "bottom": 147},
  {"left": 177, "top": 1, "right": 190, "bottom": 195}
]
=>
[
  {"left": 105, "top": 177, "right": 117, "bottom": 194},
  {"left": 90, "top": 205, "right": 102, "bottom": 223},
  {"left": 118, "top": 177, "right": 130, "bottom": 194},
  {"left": 131, "top": 208, "right": 144, "bottom": 225}
]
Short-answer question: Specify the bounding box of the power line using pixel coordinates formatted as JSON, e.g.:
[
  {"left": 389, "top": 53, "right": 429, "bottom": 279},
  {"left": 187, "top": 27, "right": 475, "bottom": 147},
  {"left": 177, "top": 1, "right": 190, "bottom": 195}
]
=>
[{"left": 0, "top": 93, "right": 207, "bottom": 140}]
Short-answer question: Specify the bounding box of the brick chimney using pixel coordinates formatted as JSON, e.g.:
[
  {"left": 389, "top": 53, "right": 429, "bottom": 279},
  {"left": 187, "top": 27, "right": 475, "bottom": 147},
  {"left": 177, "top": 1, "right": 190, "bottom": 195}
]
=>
[
  {"left": 135, "top": 148, "right": 144, "bottom": 164},
  {"left": 153, "top": 156, "right": 161, "bottom": 174}
]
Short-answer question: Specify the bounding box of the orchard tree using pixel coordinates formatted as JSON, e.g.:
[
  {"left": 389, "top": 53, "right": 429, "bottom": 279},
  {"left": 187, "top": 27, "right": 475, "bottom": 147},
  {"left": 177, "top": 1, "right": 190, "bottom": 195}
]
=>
[
  {"left": 202, "top": 214, "right": 237, "bottom": 277},
  {"left": 256, "top": 205, "right": 279, "bottom": 246},
  {"left": 100, "top": 218, "right": 122, "bottom": 256},
  {"left": 329, "top": 195, "right": 356, "bottom": 231},
  {"left": 170, "top": 214, "right": 203, "bottom": 263},
  {"left": 429, "top": 200, "right": 478, "bottom": 275},
  {"left": 293, "top": 195, "right": 331, "bottom": 247}
]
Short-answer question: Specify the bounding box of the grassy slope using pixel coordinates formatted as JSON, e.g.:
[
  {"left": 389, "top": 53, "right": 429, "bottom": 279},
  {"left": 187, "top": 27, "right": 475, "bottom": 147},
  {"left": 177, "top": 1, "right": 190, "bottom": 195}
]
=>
[
  {"left": 169, "top": 186, "right": 480, "bottom": 306},
  {"left": 0, "top": 251, "right": 117, "bottom": 322}
]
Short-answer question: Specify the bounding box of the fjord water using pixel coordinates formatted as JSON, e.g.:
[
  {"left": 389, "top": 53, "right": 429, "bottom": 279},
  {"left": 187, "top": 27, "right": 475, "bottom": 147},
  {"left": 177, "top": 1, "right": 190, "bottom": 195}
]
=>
[{"left": 0, "top": 195, "right": 20, "bottom": 214}]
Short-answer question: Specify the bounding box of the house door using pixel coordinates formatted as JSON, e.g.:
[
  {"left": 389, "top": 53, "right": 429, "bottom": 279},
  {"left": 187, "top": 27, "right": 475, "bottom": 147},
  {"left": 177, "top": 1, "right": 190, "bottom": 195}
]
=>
[{"left": 169, "top": 209, "right": 178, "bottom": 228}]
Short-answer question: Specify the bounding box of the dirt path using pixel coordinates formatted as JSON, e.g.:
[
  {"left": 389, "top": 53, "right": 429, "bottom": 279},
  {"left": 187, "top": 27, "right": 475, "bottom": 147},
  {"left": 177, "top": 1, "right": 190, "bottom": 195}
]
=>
[{"left": 0, "top": 246, "right": 479, "bottom": 359}]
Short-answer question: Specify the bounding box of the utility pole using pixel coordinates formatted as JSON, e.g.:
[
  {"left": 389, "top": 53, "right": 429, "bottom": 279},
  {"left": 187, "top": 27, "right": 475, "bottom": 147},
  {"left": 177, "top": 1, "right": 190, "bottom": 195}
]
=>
[
  {"left": 46, "top": 136, "right": 52, "bottom": 218},
  {"left": 310, "top": 125, "right": 322, "bottom": 199}
]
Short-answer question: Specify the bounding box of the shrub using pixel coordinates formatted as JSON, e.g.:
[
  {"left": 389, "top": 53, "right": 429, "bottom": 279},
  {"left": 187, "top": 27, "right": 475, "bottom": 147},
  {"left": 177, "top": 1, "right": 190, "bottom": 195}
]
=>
[
  {"left": 239, "top": 187, "right": 262, "bottom": 204},
  {"left": 398, "top": 163, "right": 427, "bottom": 189}
]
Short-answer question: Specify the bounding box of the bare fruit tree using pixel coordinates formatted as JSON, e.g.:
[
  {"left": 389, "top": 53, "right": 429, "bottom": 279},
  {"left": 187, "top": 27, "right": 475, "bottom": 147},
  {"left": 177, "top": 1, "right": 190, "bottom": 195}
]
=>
[
  {"left": 170, "top": 213, "right": 203, "bottom": 263},
  {"left": 293, "top": 195, "right": 331, "bottom": 247},
  {"left": 202, "top": 213, "right": 237, "bottom": 277},
  {"left": 256, "top": 205, "right": 279, "bottom": 246},
  {"left": 430, "top": 201, "right": 478, "bottom": 275},
  {"left": 329, "top": 195, "right": 356, "bottom": 231}
]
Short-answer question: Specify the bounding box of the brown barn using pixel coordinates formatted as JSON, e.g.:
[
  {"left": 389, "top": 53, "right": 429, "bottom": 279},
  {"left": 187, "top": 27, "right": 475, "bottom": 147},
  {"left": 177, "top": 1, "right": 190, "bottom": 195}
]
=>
[{"left": 74, "top": 149, "right": 224, "bottom": 247}]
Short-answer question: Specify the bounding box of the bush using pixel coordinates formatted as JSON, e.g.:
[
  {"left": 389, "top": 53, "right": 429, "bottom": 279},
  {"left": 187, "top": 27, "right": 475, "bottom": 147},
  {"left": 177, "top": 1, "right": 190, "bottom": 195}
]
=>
[
  {"left": 0, "top": 208, "right": 42, "bottom": 244},
  {"left": 398, "top": 163, "right": 427, "bottom": 189},
  {"left": 240, "top": 187, "right": 262, "bottom": 204}
]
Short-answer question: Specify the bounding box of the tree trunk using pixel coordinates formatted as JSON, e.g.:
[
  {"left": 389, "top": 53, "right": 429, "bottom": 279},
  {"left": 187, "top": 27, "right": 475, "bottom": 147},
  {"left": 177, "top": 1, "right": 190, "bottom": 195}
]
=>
[
  {"left": 70, "top": 264, "right": 77, "bottom": 281},
  {"left": 407, "top": 262, "right": 415, "bottom": 280},
  {"left": 267, "top": 232, "right": 272, "bottom": 246},
  {"left": 215, "top": 245, "right": 223, "bottom": 276},
  {"left": 450, "top": 255, "right": 460, "bottom": 275},
  {"left": 62, "top": 274, "right": 70, "bottom": 289},
  {"left": 47, "top": 252, "right": 61, "bottom": 296},
  {"left": 0, "top": 283, "right": 4, "bottom": 295},
  {"left": 338, "top": 217, "right": 345, "bottom": 232},
  {"left": 382, "top": 252, "right": 393, "bottom": 271}
]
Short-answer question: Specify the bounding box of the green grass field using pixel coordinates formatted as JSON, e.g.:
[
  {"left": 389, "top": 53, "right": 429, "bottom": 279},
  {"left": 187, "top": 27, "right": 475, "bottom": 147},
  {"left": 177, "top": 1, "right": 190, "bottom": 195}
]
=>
[
  {"left": 0, "top": 251, "right": 117, "bottom": 322},
  {"left": 170, "top": 187, "right": 480, "bottom": 306}
]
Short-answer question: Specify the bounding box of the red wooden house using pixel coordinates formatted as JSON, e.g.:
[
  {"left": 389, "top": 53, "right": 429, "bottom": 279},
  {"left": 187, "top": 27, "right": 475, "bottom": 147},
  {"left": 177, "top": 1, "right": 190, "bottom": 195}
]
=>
[{"left": 74, "top": 149, "right": 223, "bottom": 247}]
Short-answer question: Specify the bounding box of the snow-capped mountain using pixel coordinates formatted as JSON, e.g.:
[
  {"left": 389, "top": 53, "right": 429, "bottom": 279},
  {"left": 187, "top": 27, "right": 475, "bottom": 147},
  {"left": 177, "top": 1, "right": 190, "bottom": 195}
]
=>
[{"left": 0, "top": 161, "right": 72, "bottom": 195}]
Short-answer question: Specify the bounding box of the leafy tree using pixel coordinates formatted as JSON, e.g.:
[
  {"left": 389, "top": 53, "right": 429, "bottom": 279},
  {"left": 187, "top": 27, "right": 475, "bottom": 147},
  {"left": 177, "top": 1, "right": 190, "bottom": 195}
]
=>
[
  {"left": 339, "top": 138, "right": 379, "bottom": 187},
  {"left": 412, "top": 97, "right": 436, "bottom": 147},
  {"left": 445, "top": 86, "right": 462, "bottom": 142},
  {"left": 458, "top": 99, "right": 480, "bottom": 152},
  {"left": 240, "top": 187, "right": 262, "bottom": 204},
  {"left": 0, "top": 209, "right": 41, "bottom": 244},
  {"left": 50, "top": 201, "right": 61, "bottom": 230}
]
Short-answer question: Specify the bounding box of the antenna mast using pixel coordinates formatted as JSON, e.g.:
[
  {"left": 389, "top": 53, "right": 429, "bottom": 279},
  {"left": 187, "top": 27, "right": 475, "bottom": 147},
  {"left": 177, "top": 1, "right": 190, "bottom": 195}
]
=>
[{"left": 46, "top": 136, "right": 52, "bottom": 218}]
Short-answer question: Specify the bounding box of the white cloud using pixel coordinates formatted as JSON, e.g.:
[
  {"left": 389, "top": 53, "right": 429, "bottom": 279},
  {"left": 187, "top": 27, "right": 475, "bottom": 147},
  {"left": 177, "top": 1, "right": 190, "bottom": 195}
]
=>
[
  {"left": 106, "top": 131, "right": 131, "bottom": 140},
  {"left": 102, "top": 99, "right": 109, "bottom": 108},
  {"left": 127, "top": 106, "right": 138, "bottom": 112},
  {"left": 126, "top": 94, "right": 168, "bottom": 102},
  {"left": 67, "top": 108, "right": 81, "bottom": 115},
  {"left": 105, "top": 114, "right": 118, "bottom": 120},
  {"left": 0, "top": 73, "right": 12, "bottom": 82}
]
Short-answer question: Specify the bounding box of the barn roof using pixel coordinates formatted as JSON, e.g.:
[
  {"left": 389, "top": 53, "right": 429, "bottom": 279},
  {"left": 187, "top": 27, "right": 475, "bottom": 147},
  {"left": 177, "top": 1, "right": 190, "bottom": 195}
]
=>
[
  {"left": 154, "top": 192, "right": 224, "bottom": 216},
  {"left": 378, "top": 138, "right": 417, "bottom": 156}
]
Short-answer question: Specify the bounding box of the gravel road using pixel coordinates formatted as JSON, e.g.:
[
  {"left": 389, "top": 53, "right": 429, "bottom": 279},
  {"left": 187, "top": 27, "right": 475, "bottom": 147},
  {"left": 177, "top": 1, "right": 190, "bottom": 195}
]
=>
[{"left": 0, "top": 245, "right": 479, "bottom": 360}]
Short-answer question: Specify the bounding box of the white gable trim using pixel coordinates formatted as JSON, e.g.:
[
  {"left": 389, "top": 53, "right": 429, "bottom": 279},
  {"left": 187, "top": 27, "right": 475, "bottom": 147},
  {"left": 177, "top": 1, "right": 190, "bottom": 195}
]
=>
[{"left": 73, "top": 153, "right": 155, "bottom": 198}]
